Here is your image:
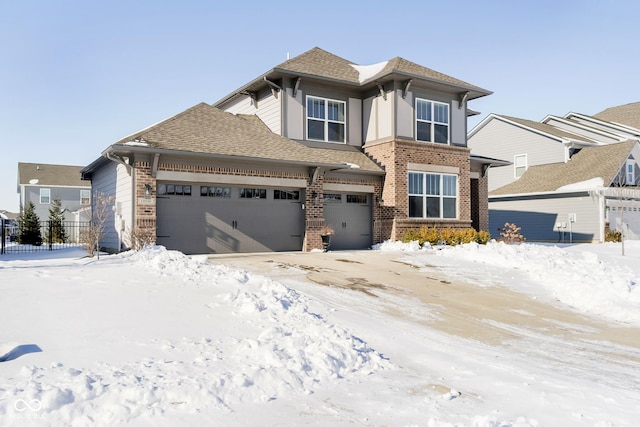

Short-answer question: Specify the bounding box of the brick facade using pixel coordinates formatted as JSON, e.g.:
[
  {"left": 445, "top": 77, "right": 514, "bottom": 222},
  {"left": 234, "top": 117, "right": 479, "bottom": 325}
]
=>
[
  {"left": 133, "top": 161, "right": 384, "bottom": 252},
  {"left": 134, "top": 163, "right": 157, "bottom": 237},
  {"left": 365, "top": 139, "right": 474, "bottom": 241}
]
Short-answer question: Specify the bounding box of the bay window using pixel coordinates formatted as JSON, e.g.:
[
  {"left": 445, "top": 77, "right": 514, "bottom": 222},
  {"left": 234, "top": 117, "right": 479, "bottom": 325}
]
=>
[
  {"left": 307, "top": 96, "right": 346, "bottom": 143},
  {"left": 408, "top": 172, "right": 457, "bottom": 219}
]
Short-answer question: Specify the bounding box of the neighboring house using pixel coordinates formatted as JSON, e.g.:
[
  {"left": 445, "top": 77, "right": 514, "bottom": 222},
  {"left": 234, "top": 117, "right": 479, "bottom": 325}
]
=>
[
  {"left": 468, "top": 102, "right": 640, "bottom": 242},
  {"left": 81, "top": 47, "right": 499, "bottom": 254},
  {"left": 17, "top": 162, "right": 92, "bottom": 222}
]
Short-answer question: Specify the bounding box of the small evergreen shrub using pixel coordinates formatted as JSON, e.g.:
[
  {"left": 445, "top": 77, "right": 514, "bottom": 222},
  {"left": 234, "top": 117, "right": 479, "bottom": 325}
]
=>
[
  {"left": 17, "top": 201, "right": 43, "bottom": 246},
  {"left": 402, "top": 226, "right": 491, "bottom": 246},
  {"left": 605, "top": 229, "right": 622, "bottom": 242}
]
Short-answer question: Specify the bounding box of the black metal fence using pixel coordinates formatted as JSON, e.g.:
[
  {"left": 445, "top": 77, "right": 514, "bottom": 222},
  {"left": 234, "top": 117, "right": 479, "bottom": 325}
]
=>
[{"left": 1, "top": 219, "right": 90, "bottom": 255}]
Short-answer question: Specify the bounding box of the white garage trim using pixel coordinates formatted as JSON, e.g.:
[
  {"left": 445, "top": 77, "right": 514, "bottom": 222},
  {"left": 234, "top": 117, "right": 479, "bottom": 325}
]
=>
[
  {"left": 323, "top": 183, "right": 375, "bottom": 193},
  {"left": 156, "top": 171, "right": 307, "bottom": 187}
]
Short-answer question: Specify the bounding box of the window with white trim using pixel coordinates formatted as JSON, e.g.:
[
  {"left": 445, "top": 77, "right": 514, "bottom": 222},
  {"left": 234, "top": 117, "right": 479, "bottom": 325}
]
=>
[
  {"left": 307, "top": 96, "right": 346, "bottom": 143},
  {"left": 626, "top": 159, "right": 636, "bottom": 185},
  {"left": 408, "top": 172, "right": 457, "bottom": 219},
  {"left": 514, "top": 154, "right": 527, "bottom": 178},
  {"left": 80, "top": 189, "right": 91, "bottom": 205},
  {"left": 416, "top": 98, "right": 449, "bottom": 144},
  {"left": 40, "top": 188, "right": 51, "bottom": 204}
]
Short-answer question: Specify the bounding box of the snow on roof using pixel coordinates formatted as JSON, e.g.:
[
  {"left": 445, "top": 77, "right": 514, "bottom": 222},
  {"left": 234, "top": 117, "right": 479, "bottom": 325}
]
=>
[
  {"left": 556, "top": 177, "right": 604, "bottom": 191},
  {"left": 349, "top": 61, "right": 388, "bottom": 83}
]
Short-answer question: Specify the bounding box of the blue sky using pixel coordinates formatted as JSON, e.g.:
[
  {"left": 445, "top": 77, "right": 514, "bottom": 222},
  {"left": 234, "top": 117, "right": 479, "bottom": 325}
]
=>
[{"left": 1, "top": 0, "right": 639, "bottom": 211}]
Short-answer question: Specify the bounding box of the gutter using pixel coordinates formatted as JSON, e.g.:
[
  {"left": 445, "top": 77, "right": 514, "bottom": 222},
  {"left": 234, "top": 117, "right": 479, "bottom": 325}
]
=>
[{"left": 105, "top": 144, "right": 385, "bottom": 175}]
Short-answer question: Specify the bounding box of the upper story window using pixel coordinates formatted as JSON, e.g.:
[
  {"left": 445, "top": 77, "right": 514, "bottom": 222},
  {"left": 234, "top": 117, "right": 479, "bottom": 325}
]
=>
[
  {"left": 80, "top": 189, "right": 91, "bottom": 205},
  {"left": 514, "top": 154, "right": 527, "bottom": 178},
  {"left": 307, "top": 96, "right": 346, "bottom": 143},
  {"left": 408, "top": 172, "right": 457, "bottom": 219},
  {"left": 416, "top": 98, "right": 449, "bottom": 144},
  {"left": 40, "top": 188, "right": 51, "bottom": 204},
  {"left": 627, "top": 160, "right": 636, "bottom": 185}
]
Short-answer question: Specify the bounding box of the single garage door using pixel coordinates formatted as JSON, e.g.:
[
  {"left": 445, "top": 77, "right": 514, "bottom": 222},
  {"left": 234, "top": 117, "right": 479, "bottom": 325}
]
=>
[
  {"left": 323, "top": 193, "right": 372, "bottom": 250},
  {"left": 156, "top": 182, "right": 304, "bottom": 254}
]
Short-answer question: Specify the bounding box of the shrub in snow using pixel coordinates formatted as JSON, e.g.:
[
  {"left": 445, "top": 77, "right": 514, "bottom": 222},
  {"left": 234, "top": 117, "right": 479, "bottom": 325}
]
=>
[
  {"left": 402, "top": 226, "right": 490, "bottom": 246},
  {"left": 605, "top": 229, "right": 622, "bottom": 242},
  {"left": 497, "top": 222, "right": 526, "bottom": 244}
]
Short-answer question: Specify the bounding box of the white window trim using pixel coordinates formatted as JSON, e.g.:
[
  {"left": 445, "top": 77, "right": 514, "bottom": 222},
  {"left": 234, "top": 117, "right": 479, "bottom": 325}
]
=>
[
  {"left": 626, "top": 159, "right": 635, "bottom": 185},
  {"left": 514, "top": 154, "right": 527, "bottom": 178},
  {"left": 306, "top": 95, "right": 346, "bottom": 143},
  {"left": 40, "top": 188, "right": 51, "bottom": 204},
  {"left": 80, "top": 189, "right": 91, "bottom": 205},
  {"left": 415, "top": 98, "right": 450, "bottom": 144},
  {"left": 408, "top": 171, "right": 458, "bottom": 219}
]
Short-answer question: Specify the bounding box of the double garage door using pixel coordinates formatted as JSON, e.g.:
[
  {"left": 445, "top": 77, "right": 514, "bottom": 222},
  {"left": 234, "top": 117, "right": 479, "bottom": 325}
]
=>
[
  {"left": 156, "top": 183, "right": 305, "bottom": 254},
  {"left": 156, "top": 181, "right": 372, "bottom": 254}
]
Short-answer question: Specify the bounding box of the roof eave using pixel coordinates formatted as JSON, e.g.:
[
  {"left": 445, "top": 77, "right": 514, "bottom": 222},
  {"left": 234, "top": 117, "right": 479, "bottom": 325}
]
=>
[{"left": 104, "top": 144, "right": 385, "bottom": 175}]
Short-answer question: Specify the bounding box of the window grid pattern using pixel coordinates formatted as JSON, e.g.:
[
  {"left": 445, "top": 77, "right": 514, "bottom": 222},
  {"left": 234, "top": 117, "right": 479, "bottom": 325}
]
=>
[
  {"left": 408, "top": 172, "right": 457, "bottom": 219},
  {"left": 200, "top": 186, "right": 231, "bottom": 197},
  {"left": 240, "top": 188, "right": 266, "bottom": 199},
  {"left": 416, "top": 98, "right": 449, "bottom": 144},
  {"left": 514, "top": 154, "right": 527, "bottom": 178},
  {"left": 307, "top": 96, "right": 346, "bottom": 143},
  {"left": 274, "top": 190, "right": 300, "bottom": 200},
  {"left": 80, "top": 189, "right": 91, "bottom": 205},
  {"left": 40, "top": 188, "right": 51, "bottom": 204},
  {"left": 158, "top": 184, "right": 192, "bottom": 196}
]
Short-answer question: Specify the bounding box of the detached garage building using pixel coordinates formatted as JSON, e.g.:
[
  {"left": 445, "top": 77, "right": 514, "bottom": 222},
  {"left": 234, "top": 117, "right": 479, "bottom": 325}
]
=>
[{"left": 81, "top": 47, "right": 496, "bottom": 254}]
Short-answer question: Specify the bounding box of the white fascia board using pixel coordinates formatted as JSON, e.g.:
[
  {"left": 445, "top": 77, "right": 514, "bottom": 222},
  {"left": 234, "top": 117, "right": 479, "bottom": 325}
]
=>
[
  {"left": 468, "top": 113, "right": 501, "bottom": 138},
  {"left": 565, "top": 112, "right": 640, "bottom": 136},
  {"left": 542, "top": 114, "right": 626, "bottom": 141},
  {"left": 494, "top": 115, "right": 568, "bottom": 143}
]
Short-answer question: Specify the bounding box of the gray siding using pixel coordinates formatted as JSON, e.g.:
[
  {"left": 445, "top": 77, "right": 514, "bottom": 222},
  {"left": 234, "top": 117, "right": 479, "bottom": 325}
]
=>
[
  {"left": 22, "top": 185, "right": 90, "bottom": 222},
  {"left": 284, "top": 87, "right": 304, "bottom": 140},
  {"left": 396, "top": 89, "right": 413, "bottom": 139},
  {"left": 91, "top": 161, "right": 120, "bottom": 251},
  {"left": 450, "top": 99, "right": 466, "bottom": 146},
  {"left": 489, "top": 192, "right": 601, "bottom": 243},
  {"left": 221, "top": 91, "right": 282, "bottom": 135},
  {"left": 115, "top": 164, "right": 134, "bottom": 249},
  {"left": 469, "top": 119, "right": 566, "bottom": 191},
  {"left": 362, "top": 93, "right": 393, "bottom": 143},
  {"left": 348, "top": 97, "right": 362, "bottom": 147}
]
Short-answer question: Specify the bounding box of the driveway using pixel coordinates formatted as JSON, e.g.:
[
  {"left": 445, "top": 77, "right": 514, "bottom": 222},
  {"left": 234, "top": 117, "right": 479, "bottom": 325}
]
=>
[{"left": 208, "top": 250, "right": 640, "bottom": 362}]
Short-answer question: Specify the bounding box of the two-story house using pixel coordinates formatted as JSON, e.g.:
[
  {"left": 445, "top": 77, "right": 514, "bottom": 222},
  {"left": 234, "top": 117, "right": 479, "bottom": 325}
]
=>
[
  {"left": 17, "top": 162, "right": 92, "bottom": 221},
  {"left": 81, "top": 47, "right": 495, "bottom": 254},
  {"left": 468, "top": 102, "right": 640, "bottom": 242}
]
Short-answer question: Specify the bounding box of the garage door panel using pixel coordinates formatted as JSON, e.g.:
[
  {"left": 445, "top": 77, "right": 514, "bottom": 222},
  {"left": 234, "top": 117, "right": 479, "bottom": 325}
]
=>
[
  {"left": 157, "top": 183, "right": 304, "bottom": 254},
  {"left": 323, "top": 193, "right": 372, "bottom": 250}
]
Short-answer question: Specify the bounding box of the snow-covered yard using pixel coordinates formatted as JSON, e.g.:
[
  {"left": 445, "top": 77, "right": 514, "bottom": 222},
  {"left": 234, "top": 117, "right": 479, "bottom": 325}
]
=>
[{"left": 1, "top": 241, "right": 639, "bottom": 426}]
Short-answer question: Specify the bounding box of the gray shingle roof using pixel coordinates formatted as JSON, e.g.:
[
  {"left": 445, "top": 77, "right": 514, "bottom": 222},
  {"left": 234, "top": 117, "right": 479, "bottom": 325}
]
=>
[
  {"left": 216, "top": 47, "right": 491, "bottom": 105},
  {"left": 18, "top": 163, "right": 90, "bottom": 187},
  {"left": 274, "top": 48, "right": 491, "bottom": 96},
  {"left": 113, "top": 103, "right": 384, "bottom": 173},
  {"left": 498, "top": 115, "right": 595, "bottom": 143},
  {"left": 594, "top": 102, "right": 640, "bottom": 130},
  {"left": 490, "top": 140, "right": 637, "bottom": 195}
]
